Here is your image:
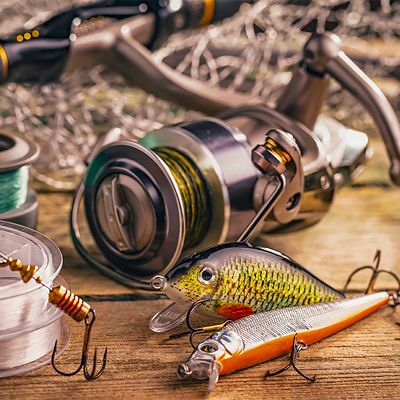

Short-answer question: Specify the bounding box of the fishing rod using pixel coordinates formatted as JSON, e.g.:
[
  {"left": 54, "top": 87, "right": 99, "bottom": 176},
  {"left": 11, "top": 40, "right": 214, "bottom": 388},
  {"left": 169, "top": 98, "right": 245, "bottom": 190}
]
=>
[{"left": 0, "top": 0, "right": 255, "bottom": 89}]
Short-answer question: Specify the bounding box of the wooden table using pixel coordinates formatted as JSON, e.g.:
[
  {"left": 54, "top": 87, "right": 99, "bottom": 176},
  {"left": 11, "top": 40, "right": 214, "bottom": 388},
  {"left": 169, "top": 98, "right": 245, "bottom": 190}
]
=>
[{"left": 1, "top": 136, "right": 400, "bottom": 399}]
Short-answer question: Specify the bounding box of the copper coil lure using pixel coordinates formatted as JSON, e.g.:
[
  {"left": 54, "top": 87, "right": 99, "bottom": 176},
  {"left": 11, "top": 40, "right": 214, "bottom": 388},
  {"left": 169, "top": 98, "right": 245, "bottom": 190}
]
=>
[{"left": 0, "top": 251, "right": 107, "bottom": 380}]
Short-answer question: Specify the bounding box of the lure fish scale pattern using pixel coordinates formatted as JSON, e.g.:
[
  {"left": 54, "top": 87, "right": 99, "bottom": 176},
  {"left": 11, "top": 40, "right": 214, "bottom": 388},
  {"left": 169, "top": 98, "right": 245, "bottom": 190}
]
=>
[
  {"left": 210, "top": 256, "right": 340, "bottom": 319},
  {"left": 223, "top": 292, "right": 389, "bottom": 349}
]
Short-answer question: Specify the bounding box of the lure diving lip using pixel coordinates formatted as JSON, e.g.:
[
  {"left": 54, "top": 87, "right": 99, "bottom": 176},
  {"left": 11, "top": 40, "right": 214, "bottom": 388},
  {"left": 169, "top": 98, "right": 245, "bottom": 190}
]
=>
[
  {"left": 178, "top": 292, "right": 390, "bottom": 392},
  {"left": 149, "top": 242, "right": 344, "bottom": 332}
]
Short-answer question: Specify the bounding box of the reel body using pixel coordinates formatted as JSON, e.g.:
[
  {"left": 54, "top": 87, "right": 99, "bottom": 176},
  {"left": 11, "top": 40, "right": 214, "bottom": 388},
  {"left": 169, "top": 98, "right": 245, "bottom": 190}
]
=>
[
  {"left": 75, "top": 110, "right": 369, "bottom": 288},
  {"left": 223, "top": 106, "right": 369, "bottom": 232}
]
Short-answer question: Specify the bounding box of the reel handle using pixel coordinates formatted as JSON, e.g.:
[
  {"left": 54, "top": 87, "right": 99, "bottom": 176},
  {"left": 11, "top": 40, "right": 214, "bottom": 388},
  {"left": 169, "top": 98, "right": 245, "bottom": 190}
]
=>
[
  {"left": 277, "top": 32, "right": 400, "bottom": 186},
  {"left": 326, "top": 51, "right": 400, "bottom": 186}
]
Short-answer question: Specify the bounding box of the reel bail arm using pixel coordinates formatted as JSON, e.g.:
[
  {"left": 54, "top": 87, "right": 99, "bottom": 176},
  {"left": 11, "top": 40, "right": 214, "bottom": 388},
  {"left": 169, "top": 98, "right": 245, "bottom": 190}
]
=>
[{"left": 239, "top": 129, "right": 303, "bottom": 242}]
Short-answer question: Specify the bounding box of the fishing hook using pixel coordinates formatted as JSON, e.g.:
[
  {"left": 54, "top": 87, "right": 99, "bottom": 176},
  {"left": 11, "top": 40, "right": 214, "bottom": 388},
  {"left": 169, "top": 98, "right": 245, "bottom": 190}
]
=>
[
  {"left": 344, "top": 250, "right": 400, "bottom": 298},
  {"left": 265, "top": 333, "right": 316, "bottom": 382},
  {"left": 169, "top": 295, "right": 230, "bottom": 349},
  {"left": 52, "top": 309, "right": 108, "bottom": 381}
]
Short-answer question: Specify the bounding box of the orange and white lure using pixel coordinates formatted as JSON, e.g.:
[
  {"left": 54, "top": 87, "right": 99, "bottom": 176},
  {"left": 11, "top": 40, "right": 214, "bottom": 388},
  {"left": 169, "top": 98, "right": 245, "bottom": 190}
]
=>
[{"left": 178, "top": 292, "right": 390, "bottom": 392}]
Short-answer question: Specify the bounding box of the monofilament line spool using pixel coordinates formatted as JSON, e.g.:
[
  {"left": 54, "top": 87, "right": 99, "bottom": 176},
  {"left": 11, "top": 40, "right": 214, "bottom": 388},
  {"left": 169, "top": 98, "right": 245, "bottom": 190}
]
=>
[
  {"left": 0, "top": 221, "right": 69, "bottom": 378},
  {"left": 0, "top": 131, "right": 39, "bottom": 229}
]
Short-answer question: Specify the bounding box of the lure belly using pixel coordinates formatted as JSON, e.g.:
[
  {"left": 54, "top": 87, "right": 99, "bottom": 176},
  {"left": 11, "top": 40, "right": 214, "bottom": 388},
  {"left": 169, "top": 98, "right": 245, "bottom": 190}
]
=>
[
  {"left": 150, "top": 243, "right": 343, "bottom": 332},
  {"left": 178, "top": 292, "right": 390, "bottom": 391}
]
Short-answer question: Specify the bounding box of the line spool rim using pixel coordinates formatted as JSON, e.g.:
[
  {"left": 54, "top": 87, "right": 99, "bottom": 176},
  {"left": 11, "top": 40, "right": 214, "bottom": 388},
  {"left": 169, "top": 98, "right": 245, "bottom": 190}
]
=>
[
  {"left": 0, "top": 131, "right": 39, "bottom": 172},
  {"left": 0, "top": 221, "right": 63, "bottom": 299},
  {"left": 84, "top": 140, "right": 186, "bottom": 279}
]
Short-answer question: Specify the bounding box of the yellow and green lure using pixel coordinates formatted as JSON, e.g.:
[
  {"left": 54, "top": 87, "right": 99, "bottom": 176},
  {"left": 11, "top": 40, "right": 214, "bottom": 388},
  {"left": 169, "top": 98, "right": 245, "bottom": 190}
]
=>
[{"left": 150, "top": 243, "right": 343, "bottom": 332}]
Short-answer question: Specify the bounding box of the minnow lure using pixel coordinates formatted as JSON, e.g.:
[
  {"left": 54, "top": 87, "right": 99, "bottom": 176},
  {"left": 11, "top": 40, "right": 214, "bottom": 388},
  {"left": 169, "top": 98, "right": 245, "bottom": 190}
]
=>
[
  {"left": 178, "top": 292, "right": 390, "bottom": 392},
  {"left": 150, "top": 243, "right": 344, "bottom": 332}
]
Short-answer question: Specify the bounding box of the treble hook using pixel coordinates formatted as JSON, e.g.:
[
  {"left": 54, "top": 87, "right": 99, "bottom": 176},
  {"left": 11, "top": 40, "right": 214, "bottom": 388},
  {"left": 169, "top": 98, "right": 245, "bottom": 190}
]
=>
[
  {"left": 265, "top": 333, "right": 316, "bottom": 382},
  {"left": 52, "top": 309, "right": 108, "bottom": 381},
  {"left": 344, "top": 250, "right": 400, "bottom": 299},
  {"left": 169, "top": 295, "right": 230, "bottom": 349}
]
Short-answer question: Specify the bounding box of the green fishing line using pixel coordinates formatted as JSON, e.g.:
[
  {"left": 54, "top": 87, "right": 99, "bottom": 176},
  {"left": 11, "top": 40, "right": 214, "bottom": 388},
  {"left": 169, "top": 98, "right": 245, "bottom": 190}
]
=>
[{"left": 0, "top": 166, "right": 29, "bottom": 213}]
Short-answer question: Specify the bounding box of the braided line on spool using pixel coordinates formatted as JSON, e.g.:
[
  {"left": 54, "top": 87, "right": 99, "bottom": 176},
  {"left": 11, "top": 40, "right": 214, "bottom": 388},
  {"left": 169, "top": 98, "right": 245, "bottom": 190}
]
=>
[
  {"left": 0, "top": 166, "right": 29, "bottom": 213},
  {"left": 0, "top": 132, "right": 39, "bottom": 228},
  {"left": 155, "top": 147, "right": 211, "bottom": 249}
]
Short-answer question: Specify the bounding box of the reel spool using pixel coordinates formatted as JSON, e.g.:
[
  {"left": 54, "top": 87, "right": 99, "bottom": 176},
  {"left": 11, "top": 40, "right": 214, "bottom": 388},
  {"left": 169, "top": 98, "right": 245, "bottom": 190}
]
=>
[
  {"left": 73, "top": 120, "right": 308, "bottom": 289},
  {"left": 0, "top": 132, "right": 39, "bottom": 229},
  {"left": 0, "top": 221, "right": 69, "bottom": 378}
]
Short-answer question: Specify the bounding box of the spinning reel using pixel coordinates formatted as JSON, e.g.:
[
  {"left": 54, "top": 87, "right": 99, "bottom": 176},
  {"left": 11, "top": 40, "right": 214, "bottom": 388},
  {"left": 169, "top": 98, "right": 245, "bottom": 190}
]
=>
[
  {"left": 1, "top": 2, "right": 398, "bottom": 289},
  {"left": 70, "top": 114, "right": 365, "bottom": 289},
  {"left": 70, "top": 31, "right": 400, "bottom": 289},
  {"left": 71, "top": 125, "right": 302, "bottom": 289}
]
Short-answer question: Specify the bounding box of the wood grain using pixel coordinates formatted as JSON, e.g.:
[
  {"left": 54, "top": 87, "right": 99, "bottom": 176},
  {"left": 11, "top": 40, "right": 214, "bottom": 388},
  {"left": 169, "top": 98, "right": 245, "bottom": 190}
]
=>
[
  {"left": 1, "top": 300, "right": 399, "bottom": 400},
  {"left": 0, "top": 138, "right": 399, "bottom": 399}
]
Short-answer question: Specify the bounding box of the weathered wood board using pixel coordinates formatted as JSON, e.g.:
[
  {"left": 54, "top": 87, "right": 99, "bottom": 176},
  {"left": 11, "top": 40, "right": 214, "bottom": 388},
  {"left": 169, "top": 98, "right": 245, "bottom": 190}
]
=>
[{"left": 0, "top": 138, "right": 399, "bottom": 399}]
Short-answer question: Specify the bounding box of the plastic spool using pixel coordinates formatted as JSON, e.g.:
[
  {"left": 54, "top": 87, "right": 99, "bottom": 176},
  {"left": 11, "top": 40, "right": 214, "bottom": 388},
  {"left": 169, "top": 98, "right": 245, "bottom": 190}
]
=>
[
  {"left": 0, "top": 221, "right": 69, "bottom": 378},
  {"left": 0, "top": 132, "right": 40, "bottom": 229}
]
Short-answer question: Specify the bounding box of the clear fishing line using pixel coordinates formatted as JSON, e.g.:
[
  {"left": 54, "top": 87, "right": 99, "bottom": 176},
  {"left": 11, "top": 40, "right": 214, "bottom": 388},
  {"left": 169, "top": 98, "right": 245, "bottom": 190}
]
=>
[{"left": 0, "top": 221, "right": 69, "bottom": 378}]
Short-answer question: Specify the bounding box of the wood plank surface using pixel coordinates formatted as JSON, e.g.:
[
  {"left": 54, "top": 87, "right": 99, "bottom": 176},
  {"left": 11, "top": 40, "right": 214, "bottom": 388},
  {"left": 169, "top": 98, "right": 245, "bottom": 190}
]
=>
[{"left": 1, "top": 138, "right": 400, "bottom": 399}]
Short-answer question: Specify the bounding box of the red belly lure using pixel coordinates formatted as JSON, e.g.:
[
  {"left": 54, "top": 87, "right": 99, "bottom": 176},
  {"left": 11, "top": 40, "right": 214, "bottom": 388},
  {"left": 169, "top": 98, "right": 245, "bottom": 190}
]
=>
[{"left": 150, "top": 243, "right": 343, "bottom": 333}]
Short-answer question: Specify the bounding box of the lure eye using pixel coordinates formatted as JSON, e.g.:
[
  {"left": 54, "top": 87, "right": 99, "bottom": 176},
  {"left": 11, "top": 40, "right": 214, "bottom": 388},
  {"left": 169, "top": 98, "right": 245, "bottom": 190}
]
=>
[
  {"left": 200, "top": 343, "right": 218, "bottom": 353},
  {"left": 198, "top": 266, "right": 215, "bottom": 285}
]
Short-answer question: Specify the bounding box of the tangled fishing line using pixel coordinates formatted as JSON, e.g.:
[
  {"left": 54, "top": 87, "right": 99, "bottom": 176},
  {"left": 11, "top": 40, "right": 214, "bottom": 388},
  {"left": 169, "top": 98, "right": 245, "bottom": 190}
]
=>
[{"left": 0, "top": 0, "right": 399, "bottom": 190}]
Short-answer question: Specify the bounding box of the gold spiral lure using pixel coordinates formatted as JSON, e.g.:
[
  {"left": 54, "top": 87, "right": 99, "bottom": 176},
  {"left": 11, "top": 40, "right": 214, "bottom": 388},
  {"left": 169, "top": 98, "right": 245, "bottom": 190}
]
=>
[
  {"left": 0, "top": 250, "right": 106, "bottom": 380},
  {"left": 0, "top": 254, "right": 91, "bottom": 322}
]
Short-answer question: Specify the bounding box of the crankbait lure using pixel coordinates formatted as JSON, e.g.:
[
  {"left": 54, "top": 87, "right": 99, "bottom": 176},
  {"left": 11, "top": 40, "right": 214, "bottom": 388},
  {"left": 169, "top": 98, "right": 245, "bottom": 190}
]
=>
[
  {"left": 178, "top": 292, "right": 390, "bottom": 392},
  {"left": 150, "top": 243, "right": 343, "bottom": 332}
]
